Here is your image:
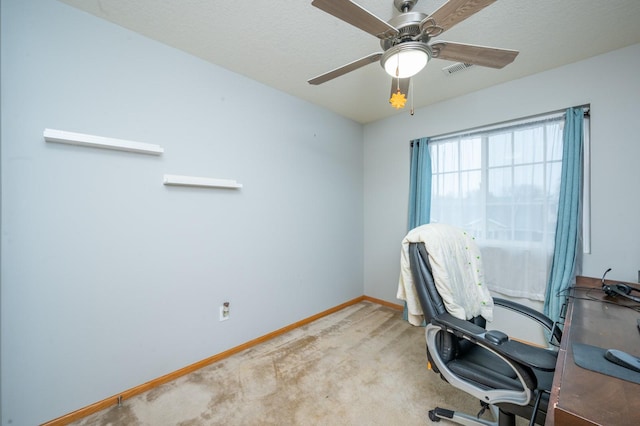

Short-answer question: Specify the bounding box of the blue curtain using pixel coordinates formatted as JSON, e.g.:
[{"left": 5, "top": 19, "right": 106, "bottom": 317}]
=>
[
  {"left": 544, "top": 107, "right": 584, "bottom": 324},
  {"left": 407, "top": 137, "right": 432, "bottom": 229},
  {"left": 404, "top": 137, "right": 432, "bottom": 321}
]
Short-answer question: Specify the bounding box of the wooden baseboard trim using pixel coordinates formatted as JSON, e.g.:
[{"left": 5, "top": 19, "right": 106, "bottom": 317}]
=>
[
  {"left": 44, "top": 295, "right": 401, "bottom": 425},
  {"left": 362, "top": 295, "right": 403, "bottom": 311}
]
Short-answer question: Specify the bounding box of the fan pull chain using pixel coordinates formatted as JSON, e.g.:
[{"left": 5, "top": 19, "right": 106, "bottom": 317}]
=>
[
  {"left": 410, "top": 78, "right": 415, "bottom": 116},
  {"left": 395, "top": 51, "right": 400, "bottom": 79}
]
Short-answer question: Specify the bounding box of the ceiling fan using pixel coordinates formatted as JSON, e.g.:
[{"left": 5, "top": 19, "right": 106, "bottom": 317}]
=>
[{"left": 308, "top": 0, "right": 519, "bottom": 108}]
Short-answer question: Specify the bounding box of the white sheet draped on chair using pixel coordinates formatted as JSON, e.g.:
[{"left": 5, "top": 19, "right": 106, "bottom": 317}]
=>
[{"left": 398, "top": 223, "right": 494, "bottom": 326}]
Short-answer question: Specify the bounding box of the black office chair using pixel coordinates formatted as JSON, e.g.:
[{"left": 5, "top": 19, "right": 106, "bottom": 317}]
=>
[{"left": 407, "top": 233, "right": 562, "bottom": 426}]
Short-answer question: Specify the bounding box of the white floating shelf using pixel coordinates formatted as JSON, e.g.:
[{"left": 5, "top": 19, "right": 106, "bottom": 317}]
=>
[
  {"left": 163, "top": 174, "right": 242, "bottom": 189},
  {"left": 44, "top": 128, "right": 164, "bottom": 155}
]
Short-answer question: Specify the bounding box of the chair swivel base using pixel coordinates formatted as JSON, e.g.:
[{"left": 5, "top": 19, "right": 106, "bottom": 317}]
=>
[{"left": 428, "top": 403, "right": 502, "bottom": 426}]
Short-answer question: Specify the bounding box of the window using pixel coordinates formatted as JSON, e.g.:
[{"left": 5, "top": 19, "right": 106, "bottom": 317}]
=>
[{"left": 429, "top": 115, "right": 567, "bottom": 300}]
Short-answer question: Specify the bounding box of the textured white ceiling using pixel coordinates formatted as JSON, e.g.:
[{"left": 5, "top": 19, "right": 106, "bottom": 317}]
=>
[{"left": 57, "top": 0, "right": 640, "bottom": 123}]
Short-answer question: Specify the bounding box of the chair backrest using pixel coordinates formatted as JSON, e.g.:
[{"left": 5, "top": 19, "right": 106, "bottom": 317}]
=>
[
  {"left": 408, "top": 242, "right": 445, "bottom": 321},
  {"left": 408, "top": 241, "right": 487, "bottom": 364}
]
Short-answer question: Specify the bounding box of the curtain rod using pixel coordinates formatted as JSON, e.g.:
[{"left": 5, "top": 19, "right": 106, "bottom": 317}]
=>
[{"left": 422, "top": 104, "right": 590, "bottom": 144}]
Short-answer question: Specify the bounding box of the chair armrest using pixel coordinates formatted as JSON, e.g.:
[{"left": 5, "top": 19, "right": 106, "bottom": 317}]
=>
[
  {"left": 493, "top": 297, "right": 563, "bottom": 344},
  {"left": 432, "top": 313, "right": 557, "bottom": 372}
]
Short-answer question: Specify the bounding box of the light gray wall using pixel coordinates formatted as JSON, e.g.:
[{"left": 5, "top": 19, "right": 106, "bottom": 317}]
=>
[
  {"left": 364, "top": 43, "right": 640, "bottom": 309},
  {"left": 0, "top": 1, "right": 364, "bottom": 424}
]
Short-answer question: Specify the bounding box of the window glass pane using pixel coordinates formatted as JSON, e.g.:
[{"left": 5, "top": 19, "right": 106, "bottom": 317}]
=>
[
  {"left": 513, "top": 201, "right": 544, "bottom": 241},
  {"left": 461, "top": 201, "right": 482, "bottom": 230},
  {"left": 488, "top": 167, "right": 512, "bottom": 198},
  {"left": 547, "top": 123, "right": 564, "bottom": 161},
  {"left": 513, "top": 164, "right": 544, "bottom": 198},
  {"left": 514, "top": 128, "right": 543, "bottom": 164},
  {"left": 461, "top": 170, "right": 481, "bottom": 198},
  {"left": 486, "top": 203, "right": 512, "bottom": 239},
  {"left": 488, "top": 133, "right": 511, "bottom": 167},
  {"left": 460, "top": 137, "right": 481, "bottom": 170},
  {"left": 440, "top": 172, "right": 459, "bottom": 197},
  {"left": 438, "top": 141, "right": 459, "bottom": 172},
  {"left": 432, "top": 144, "right": 440, "bottom": 172},
  {"left": 547, "top": 161, "right": 562, "bottom": 197}
]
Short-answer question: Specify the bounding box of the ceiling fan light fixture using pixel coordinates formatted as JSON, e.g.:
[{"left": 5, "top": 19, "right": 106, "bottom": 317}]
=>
[{"left": 382, "top": 42, "right": 431, "bottom": 78}]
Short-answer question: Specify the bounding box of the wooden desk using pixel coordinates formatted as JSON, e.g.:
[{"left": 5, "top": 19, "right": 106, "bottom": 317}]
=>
[{"left": 547, "top": 276, "right": 640, "bottom": 425}]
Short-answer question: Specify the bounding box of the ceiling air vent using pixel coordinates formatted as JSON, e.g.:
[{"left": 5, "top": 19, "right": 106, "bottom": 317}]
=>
[{"left": 442, "top": 62, "right": 474, "bottom": 75}]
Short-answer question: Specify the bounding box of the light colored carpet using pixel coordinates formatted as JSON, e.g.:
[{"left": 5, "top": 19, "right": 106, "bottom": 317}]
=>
[{"left": 71, "top": 302, "right": 488, "bottom": 425}]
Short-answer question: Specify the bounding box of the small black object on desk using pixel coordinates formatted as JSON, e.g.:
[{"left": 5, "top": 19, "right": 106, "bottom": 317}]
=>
[{"left": 604, "top": 348, "right": 640, "bottom": 373}]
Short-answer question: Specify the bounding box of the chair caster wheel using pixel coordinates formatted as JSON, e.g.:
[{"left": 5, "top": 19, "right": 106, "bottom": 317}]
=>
[{"left": 428, "top": 410, "right": 440, "bottom": 422}]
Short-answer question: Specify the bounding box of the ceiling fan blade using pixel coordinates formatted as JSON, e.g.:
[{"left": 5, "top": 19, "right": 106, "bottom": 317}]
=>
[
  {"left": 311, "top": 0, "right": 398, "bottom": 39},
  {"left": 423, "top": 0, "right": 496, "bottom": 34},
  {"left": 390, "top": 78, "right": 410, "bottom": 99},
  {"left": 431, "top": 41, "right": 518, "bottom": 68},
  {"left": 308, "top": 53, "right": 383, "bottom": 85}
]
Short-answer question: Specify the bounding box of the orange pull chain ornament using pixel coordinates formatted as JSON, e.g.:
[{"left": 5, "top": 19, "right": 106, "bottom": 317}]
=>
[{"left": 390, "top": 90, "right": 407, "bottom": 109}]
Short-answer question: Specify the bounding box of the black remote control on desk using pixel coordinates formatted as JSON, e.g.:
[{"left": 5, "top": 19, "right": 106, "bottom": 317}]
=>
[{"left": 604, "top": 349, "right": 640, "bottom": 373}]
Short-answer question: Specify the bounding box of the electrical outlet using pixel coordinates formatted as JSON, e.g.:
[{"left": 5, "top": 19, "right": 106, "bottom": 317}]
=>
[{"left": 219, "top": 302, "right": 230, "bottom": 322}]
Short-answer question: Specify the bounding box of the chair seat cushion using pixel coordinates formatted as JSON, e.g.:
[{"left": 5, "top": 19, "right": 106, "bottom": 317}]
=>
[
  {"left": 448, "top": 343, "right": 555, "bottom": 393},
  {"left": 448, "top": 345, "right": 525, "bottom": 391}
]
